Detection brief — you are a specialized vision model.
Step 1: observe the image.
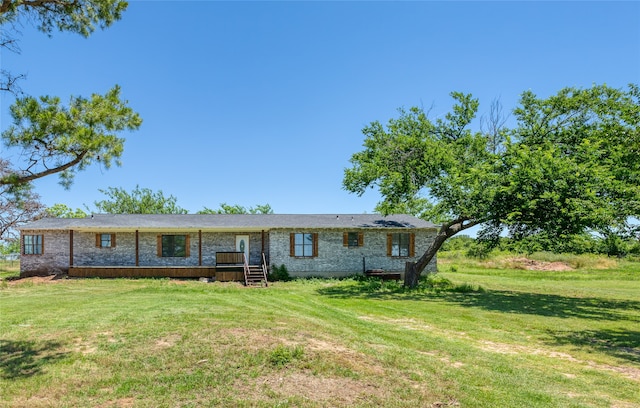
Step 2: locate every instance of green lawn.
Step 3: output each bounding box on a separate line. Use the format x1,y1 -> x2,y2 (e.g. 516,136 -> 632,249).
1,259 -> 639,407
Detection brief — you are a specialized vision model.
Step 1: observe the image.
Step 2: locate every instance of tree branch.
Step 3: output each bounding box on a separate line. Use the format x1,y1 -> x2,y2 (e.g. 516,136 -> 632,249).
0,149 -> 88,185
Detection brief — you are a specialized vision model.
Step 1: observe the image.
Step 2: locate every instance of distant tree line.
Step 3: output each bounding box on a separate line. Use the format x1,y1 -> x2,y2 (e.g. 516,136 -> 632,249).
441,234 -> 640,259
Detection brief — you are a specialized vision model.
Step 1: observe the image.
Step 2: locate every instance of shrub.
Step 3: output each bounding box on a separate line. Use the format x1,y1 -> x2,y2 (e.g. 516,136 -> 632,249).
268,264 -> 291,282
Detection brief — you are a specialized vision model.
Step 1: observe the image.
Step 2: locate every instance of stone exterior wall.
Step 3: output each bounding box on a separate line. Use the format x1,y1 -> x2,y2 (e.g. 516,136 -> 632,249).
20,230 -> 71,276
20,228 -> 436,278
268,229 -> 437,278
73,231 -> 266,266
20,230 -> 269,275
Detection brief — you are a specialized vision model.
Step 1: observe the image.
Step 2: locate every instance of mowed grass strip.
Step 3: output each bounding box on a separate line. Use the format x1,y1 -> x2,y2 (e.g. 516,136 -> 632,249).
1,263 -> 639,407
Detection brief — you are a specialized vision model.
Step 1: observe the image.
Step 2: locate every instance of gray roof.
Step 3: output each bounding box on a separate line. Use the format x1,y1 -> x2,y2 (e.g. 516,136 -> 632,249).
19,214 -> 438,232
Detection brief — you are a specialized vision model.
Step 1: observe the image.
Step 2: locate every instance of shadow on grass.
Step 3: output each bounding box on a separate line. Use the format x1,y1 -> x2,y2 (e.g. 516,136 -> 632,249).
0,339 -> 68,379
316,282 -> 640,322
546,329 -> 640,364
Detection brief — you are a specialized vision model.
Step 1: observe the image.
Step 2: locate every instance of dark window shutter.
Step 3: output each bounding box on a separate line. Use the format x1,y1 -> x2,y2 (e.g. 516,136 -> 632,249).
312,233 -> 319,257
409,233 -> 415,257
157,235 -> 162,257
95,234 -> 100,247
358,232 -> 364,247
343,232 -> 348,247
41,235 -> 44,254
290,233 -> 295,257
185,235 -> 190,257
111,233 -> 116,248
387,234 -> 392,257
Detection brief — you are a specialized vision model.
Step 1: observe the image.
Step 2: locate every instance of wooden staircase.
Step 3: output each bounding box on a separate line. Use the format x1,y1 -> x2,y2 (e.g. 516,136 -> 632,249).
243,253 -> 269,287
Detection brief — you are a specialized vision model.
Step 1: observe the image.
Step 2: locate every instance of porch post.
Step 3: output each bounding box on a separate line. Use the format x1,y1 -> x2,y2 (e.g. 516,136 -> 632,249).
135,230 -> 139,266
69,230 -> 74,267
198,230 -> 202,266
261,229 -> 267,265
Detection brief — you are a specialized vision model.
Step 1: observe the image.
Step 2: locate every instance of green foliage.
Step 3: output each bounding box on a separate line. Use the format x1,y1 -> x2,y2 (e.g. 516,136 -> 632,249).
268,345 -> 304,368
439,235 -> 475,251
0,240 -> 19,255
268,264 -> 291,282
486,84 -> 640,243
198,203 -> 274,214
0,0 -> 128,38
0,0 -> 138,240
1,86 -> 142,188
93,185 -> 187,214
45,203 -> 87,218
344,84 -> 640,283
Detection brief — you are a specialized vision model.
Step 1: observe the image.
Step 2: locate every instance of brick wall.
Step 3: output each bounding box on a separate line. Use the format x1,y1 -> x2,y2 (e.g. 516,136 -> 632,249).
21,228 -> 436,277
268,229 -> 437,278
20,230 -> 70,276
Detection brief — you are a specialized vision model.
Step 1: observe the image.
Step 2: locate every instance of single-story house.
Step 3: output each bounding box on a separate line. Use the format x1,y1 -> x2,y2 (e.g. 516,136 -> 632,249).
18,214 -> 438,282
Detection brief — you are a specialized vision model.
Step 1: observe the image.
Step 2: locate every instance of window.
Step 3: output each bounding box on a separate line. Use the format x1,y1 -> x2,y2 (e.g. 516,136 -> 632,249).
343,232 -> 364,248
23,235 -> 43,255
96,233 -> 116,248
387,233 -> 415,257
158,235 -> 190,257
289,233 -> 318,257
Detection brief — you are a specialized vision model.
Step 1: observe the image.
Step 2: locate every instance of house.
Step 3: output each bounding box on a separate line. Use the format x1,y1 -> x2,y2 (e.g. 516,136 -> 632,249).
18,214 -> 439,282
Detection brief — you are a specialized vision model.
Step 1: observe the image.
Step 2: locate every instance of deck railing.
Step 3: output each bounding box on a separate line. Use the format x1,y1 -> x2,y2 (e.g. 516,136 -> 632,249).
216,251 -> 244,265
261,252 -> 269,287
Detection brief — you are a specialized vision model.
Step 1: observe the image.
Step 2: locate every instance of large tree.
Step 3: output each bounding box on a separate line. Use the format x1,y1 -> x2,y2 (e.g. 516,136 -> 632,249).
0,0 -> 139,237
344,84 -> 640,287
93,185 -> 187,214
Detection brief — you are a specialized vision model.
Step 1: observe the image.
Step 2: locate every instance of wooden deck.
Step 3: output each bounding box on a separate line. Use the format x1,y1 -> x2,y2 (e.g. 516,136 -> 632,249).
68,266 -> 244,281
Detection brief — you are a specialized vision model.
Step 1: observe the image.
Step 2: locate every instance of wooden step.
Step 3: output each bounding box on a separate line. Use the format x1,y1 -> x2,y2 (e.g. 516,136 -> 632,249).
245,265 -> 268,286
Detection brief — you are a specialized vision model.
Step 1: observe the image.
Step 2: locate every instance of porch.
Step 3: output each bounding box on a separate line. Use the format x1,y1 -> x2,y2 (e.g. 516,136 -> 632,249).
68,265 -> 244,280
68,251 -> 268,285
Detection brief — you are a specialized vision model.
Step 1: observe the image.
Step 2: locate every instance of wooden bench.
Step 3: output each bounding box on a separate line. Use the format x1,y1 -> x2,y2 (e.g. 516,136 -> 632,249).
365,269 -> 401,281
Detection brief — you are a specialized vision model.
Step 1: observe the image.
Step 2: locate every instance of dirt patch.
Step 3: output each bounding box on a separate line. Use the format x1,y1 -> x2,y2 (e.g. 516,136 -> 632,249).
479,340 -> 640,381
153,334 -> 182,350
239,372 -> 386,405
504,257 -> 574,271
221,328 -> 387,377
5,274 -> 67,285
96,397 -> 135,408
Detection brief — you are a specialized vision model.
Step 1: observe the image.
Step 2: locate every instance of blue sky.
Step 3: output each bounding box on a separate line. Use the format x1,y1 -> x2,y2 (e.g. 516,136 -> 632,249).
1,1 -> 639,216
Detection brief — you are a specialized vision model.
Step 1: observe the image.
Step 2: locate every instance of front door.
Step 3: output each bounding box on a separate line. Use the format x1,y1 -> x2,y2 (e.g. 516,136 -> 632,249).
236,235 -> 250,264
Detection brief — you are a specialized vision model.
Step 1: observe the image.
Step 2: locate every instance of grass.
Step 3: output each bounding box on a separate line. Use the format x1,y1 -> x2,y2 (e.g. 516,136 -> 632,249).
0,260 -> 19,280
0,257 -> 639,407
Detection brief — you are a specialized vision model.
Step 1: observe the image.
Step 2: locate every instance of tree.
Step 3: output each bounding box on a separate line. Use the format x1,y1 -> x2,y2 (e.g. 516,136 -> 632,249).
198,203 -> 274,214
0,158 -> 45,241
344,84 -> 640,287
93,185 -> 187,214
1,86 -> 142,188
0,161 -> 45,240
0,0 -> 139,238
45,203 -> 87,218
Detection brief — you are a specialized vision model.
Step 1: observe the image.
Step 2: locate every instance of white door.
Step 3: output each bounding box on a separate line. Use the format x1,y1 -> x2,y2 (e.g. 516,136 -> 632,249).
236,235 -> 250,264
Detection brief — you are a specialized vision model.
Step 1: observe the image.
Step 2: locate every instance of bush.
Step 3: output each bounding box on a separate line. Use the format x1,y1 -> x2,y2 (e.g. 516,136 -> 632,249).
268,264 -> 291,282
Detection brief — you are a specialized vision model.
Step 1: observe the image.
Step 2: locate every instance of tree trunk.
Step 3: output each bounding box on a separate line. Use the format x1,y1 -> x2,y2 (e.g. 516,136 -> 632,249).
404,262 -> 419,287
404,217 -> 482,288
